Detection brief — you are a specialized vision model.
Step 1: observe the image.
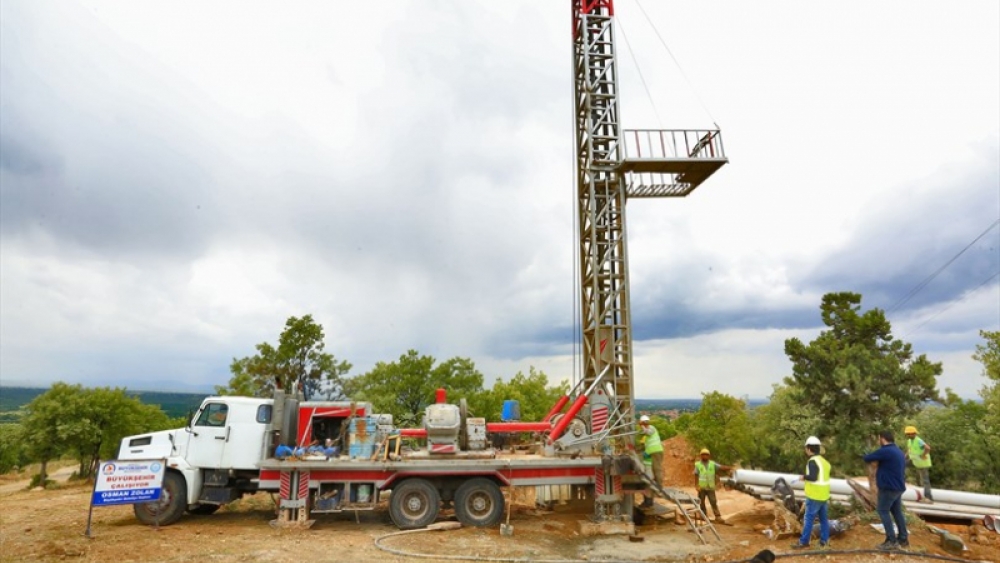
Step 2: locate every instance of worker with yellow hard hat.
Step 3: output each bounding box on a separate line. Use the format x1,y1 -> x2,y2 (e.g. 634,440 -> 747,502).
694,447 -> 734,523
903,425 -> 933,503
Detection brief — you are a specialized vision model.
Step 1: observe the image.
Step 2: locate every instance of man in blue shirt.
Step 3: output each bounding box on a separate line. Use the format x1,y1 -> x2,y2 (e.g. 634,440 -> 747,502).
863,431 -> 909,550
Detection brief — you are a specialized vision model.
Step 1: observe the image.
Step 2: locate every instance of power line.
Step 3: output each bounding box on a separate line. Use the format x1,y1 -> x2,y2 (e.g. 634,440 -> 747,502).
887,218 -> 1000,314
615,16 -> 664,129
901,270 -> 1000,338
631,0 -> 719,128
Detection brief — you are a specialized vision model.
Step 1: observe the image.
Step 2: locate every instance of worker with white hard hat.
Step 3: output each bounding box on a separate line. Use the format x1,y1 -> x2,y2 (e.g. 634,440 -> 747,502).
791,436 -> 831,550
903,425 -> 933,503
637,415 -> 664,507
694,447 -> 734,523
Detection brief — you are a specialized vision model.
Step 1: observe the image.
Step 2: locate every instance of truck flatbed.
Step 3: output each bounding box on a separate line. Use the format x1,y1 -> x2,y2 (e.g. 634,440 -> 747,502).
259,452 -> 603,490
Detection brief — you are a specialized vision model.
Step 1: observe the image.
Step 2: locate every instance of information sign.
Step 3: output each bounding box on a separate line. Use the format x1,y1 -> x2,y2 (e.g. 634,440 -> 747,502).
91,460 -> 166,506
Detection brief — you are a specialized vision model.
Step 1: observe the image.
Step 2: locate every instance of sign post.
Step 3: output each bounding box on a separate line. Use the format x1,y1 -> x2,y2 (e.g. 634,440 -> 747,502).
85,459 -> 166,538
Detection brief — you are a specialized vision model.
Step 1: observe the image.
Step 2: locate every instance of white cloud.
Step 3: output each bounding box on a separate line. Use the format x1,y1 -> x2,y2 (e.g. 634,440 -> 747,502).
1,0 -> 997,399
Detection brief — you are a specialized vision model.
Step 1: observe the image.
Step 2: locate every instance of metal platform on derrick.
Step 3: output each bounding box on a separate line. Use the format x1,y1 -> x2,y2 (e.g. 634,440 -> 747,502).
619,129 -> 728,197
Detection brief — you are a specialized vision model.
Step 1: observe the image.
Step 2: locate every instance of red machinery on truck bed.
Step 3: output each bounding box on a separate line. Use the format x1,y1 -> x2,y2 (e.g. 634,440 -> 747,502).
119,387 -> 609,529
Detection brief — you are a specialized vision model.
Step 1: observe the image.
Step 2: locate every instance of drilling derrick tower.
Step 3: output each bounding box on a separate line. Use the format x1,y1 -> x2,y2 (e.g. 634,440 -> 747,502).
565,0 -> 728,523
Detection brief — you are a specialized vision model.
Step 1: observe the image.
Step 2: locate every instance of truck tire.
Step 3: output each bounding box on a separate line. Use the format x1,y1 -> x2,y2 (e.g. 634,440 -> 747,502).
389,479 -> 440,529
454,478 -> 504,527
186,504 -> 220,515
134,471 -> 186,526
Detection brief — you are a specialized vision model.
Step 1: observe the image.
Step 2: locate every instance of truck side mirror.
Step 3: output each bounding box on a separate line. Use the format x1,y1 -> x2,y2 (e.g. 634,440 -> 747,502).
186,408 -> 198,435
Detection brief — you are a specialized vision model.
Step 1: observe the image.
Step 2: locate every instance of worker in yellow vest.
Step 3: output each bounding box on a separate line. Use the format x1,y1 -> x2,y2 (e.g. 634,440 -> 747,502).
904,425 -> 933,503
791,436 -> 831,549
639,415 -> 664,507
693,448 -> 733,523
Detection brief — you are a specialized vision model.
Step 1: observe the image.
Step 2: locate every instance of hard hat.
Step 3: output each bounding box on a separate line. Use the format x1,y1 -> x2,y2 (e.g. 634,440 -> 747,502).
639,415 -> 650,422
700,448 -> 711,455
805,436 -> 821,446
904,426 -> 917,434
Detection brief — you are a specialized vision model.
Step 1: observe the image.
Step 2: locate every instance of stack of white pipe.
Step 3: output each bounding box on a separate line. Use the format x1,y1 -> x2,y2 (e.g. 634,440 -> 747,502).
730,469 -> 1000,520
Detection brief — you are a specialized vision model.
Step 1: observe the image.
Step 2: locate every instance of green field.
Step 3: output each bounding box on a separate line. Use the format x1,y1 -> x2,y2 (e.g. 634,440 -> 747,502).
0,386 -> 207,423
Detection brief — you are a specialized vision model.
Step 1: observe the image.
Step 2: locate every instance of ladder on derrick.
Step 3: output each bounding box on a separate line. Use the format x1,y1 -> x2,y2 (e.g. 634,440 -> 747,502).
629,455 -> 723,544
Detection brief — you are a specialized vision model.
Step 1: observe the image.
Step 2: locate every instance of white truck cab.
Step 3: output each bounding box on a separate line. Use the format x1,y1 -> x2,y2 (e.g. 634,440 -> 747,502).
118,396 -> 276,524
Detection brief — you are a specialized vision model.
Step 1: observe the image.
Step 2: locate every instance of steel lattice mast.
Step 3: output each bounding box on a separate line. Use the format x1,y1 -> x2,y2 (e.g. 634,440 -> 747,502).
567,0 -> 727,454
572,0 -> 635,429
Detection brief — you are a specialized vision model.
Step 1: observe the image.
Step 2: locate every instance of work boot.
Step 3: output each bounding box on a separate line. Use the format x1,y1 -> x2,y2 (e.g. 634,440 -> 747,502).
877,541 -> 899,551
789,542 -> 809,550
898,539 -> 910,549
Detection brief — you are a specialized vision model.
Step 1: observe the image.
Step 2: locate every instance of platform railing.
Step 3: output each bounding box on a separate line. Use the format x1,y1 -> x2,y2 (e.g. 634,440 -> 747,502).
622,129 -> 725,161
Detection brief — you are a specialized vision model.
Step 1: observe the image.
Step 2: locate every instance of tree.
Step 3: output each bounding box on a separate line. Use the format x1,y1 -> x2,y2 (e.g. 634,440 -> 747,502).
974,330 -> 1000,439
784,292 -> 941,474
468,367 -> 569,422
349,350 -> 485,427
746,384 -> 823,473
912,391 -> 1000,493
682,392 -> 752,465
0,424 -> 29,474
970,329 -> 1000,492
20,384 -> 179,482
216,315 -> 352,399
67,388 -> 175,478
19,382 -> 83,484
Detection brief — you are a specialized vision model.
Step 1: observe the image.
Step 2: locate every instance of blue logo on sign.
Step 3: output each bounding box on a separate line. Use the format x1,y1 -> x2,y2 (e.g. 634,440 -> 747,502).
150,462 -> 162,473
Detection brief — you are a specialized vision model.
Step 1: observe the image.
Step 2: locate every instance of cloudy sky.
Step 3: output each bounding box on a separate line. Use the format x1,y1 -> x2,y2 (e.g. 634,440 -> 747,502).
2,1 -> 998,400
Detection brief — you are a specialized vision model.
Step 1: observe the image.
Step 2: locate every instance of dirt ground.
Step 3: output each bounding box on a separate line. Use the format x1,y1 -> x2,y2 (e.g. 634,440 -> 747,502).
0,444 -> 996,563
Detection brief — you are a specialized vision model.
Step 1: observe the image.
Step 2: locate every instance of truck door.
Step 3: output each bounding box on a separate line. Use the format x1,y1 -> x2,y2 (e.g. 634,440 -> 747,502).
186,402 -> 230,469
220,403 -> 272,470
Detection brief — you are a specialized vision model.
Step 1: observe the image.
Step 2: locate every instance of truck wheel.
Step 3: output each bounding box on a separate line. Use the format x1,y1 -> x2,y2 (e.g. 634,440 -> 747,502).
455,478 -> 504,527
389,479 -> 440,529
134,471 -> 186,526
186,504 -> 220,515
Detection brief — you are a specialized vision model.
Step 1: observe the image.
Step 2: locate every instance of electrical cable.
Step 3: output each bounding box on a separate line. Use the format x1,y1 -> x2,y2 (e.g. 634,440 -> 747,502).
630,0 -> 720,128
615,16 -> 664,129
888,219 -> 1000,314
902,270 -> 1000,338
372,524 -> 975,563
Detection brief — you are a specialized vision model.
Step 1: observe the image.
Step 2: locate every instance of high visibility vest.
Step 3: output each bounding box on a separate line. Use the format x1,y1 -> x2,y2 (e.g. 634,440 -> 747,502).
644,427 -> 663,454
695,461 -> 717,490
907,438 -> 932,468
804,455 -> 831,502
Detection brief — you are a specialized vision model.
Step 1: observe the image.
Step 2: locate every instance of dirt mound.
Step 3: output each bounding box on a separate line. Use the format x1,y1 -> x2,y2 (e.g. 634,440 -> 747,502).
661,434 -> 698,487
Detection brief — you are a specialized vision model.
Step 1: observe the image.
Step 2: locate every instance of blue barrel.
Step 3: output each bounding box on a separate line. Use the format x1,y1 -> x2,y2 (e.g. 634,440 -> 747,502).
501,400 -> 521,422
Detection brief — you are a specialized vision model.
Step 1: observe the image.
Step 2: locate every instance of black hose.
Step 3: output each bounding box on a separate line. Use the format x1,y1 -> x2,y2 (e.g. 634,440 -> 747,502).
723,549 -> 975,563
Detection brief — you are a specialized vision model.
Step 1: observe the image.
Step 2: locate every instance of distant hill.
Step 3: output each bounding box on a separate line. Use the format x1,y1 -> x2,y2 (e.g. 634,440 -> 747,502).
635,398 -> 768,413
0,386 -> 207,423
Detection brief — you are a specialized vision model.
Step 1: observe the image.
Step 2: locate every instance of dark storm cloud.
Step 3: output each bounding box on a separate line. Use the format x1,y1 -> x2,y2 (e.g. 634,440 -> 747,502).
509,141 -> 1000,354
798,143 -> 999,316
0,1 -> 223,259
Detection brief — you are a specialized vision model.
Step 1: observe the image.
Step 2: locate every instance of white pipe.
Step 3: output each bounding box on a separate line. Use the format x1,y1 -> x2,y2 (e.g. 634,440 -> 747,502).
732,469 -> 1000,510
735,483 -> 1000,519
